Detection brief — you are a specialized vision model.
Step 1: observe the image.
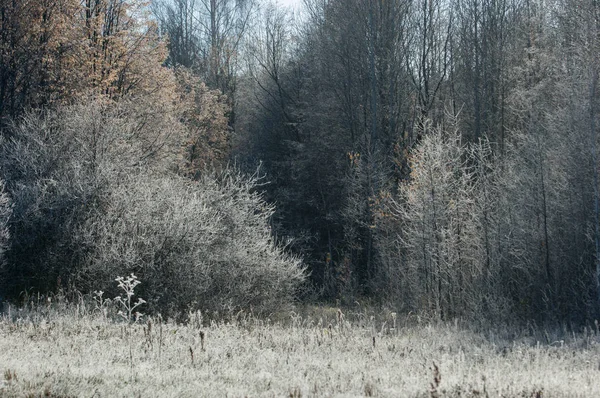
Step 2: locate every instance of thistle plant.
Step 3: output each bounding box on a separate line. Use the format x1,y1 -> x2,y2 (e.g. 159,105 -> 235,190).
114,274 -> 146,323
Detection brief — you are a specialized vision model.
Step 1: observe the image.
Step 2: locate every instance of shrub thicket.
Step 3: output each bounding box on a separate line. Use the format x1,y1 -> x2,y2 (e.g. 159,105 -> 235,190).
0,101 -> 305,315
379,117 -> 596,323
0,99 -> 179,294
75,170 -> 305,315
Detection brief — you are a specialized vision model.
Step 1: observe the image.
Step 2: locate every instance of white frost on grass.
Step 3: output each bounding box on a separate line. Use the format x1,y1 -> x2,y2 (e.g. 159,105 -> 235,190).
0,310 -> 599,397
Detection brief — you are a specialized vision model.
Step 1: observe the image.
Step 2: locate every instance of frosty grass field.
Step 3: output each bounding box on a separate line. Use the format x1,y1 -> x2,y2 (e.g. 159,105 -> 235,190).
0,303 -> 599,397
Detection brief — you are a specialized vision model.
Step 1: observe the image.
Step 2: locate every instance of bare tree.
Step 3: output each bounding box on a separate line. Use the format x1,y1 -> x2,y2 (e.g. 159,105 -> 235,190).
155,0 -> 257,125
390,120 -> 487,319
154,0 -> 202,68
407,0 -> 452,127
0,179 -> 10,268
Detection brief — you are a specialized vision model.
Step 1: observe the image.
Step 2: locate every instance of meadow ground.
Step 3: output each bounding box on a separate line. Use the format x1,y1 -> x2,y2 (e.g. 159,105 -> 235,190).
0,304 -> 599,397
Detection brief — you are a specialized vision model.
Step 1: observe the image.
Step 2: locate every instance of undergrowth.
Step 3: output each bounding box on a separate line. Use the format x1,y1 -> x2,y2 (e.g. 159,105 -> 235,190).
0,293 -> 599,397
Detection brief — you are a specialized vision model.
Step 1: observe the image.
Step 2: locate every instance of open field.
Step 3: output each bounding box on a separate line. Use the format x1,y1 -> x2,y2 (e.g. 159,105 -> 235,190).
0,306 -> 599,397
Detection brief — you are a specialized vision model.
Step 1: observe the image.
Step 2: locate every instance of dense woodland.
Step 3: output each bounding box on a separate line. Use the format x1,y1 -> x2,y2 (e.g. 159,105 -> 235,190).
0,0 -> 599,324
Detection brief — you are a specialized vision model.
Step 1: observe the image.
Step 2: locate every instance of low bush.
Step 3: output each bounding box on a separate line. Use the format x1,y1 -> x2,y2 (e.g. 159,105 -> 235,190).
75,169 -> 306,316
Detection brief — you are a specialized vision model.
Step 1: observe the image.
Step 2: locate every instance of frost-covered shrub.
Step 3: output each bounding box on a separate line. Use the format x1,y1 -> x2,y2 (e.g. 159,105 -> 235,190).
0,100 -> 182,295
384,122 -> 495,320
0,101 -> 305,314
0,111 -> 96,294
75,170 -> 306,316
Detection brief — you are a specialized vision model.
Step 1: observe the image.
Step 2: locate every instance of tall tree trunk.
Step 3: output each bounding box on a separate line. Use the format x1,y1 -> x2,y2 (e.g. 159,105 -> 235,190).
590,66 -> 600,316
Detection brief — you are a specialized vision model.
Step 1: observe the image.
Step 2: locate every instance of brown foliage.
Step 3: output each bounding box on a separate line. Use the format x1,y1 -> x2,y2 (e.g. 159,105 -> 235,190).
0,0 -> 175,119
80,0 -> 172,100
0,0 -> 230,174
174,68 -> 231,177
0,0 -> 82,117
